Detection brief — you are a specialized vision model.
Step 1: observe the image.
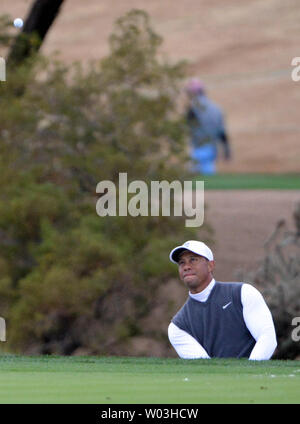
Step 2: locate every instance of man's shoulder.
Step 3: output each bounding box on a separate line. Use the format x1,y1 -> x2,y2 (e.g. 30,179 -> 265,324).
175,296 -> 193,313
214,281 -> 244,302
219,281 -> 263,297
215,281 -> 244,289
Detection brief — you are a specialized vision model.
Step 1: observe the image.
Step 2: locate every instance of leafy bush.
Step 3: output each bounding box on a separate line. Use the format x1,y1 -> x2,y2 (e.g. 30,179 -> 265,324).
0,10 -> 208,355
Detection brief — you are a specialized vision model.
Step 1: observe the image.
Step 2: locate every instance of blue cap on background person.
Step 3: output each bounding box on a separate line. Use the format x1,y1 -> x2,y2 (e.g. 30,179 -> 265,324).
169,240 -> 214,264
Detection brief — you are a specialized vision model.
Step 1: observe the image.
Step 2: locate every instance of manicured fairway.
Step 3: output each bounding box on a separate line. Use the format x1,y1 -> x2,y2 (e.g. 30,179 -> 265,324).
194,174 -> 300,190
0,355 -> 299,404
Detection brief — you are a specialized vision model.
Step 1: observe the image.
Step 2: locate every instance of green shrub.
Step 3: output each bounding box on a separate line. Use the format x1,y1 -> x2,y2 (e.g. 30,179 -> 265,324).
0,10 -> 209,355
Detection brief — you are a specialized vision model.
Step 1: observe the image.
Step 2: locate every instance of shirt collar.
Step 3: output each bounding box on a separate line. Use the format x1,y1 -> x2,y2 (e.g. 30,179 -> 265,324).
189,278 -> 216,302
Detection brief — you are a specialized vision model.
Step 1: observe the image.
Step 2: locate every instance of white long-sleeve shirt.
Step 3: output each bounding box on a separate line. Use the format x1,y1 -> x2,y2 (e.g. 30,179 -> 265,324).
168,279 -> 277,360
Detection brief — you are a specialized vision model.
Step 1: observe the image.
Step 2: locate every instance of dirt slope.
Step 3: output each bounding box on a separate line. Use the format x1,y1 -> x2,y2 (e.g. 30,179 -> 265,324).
2,0 -> 300,173
204,190 -> 300,281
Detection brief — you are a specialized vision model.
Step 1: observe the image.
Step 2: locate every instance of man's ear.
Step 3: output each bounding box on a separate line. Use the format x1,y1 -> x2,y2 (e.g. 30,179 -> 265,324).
208,260 -> 215,273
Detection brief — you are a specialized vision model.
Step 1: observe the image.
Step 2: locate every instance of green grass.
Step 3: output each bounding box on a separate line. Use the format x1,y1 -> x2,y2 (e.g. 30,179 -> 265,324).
0,355 -> 299,404
193,174 -> 300,190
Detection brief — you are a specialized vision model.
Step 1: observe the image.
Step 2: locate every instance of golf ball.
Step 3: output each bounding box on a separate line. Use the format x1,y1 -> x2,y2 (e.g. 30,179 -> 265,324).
13,18 -> 23,28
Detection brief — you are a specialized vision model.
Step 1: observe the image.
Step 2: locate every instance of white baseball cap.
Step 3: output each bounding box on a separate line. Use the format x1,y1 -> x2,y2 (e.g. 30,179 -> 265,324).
169,240 -> 214,264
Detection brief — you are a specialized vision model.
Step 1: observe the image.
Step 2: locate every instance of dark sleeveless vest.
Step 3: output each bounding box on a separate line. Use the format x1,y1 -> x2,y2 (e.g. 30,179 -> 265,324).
172,281 -> 256,358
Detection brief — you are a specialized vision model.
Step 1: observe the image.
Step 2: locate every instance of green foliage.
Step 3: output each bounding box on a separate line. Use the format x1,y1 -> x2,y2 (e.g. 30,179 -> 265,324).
0,10 -> 207,355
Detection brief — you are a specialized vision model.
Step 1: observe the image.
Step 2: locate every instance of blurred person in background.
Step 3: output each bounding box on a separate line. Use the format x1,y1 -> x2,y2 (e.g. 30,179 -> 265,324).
185,78 -> 231,175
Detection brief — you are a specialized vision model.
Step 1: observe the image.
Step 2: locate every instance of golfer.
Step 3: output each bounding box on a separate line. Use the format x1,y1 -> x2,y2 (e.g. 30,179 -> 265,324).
168,240 -> 277,359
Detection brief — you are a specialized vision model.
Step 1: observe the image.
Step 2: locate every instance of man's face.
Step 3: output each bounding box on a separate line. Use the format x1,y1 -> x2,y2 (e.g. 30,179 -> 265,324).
178,251 -> 214,294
